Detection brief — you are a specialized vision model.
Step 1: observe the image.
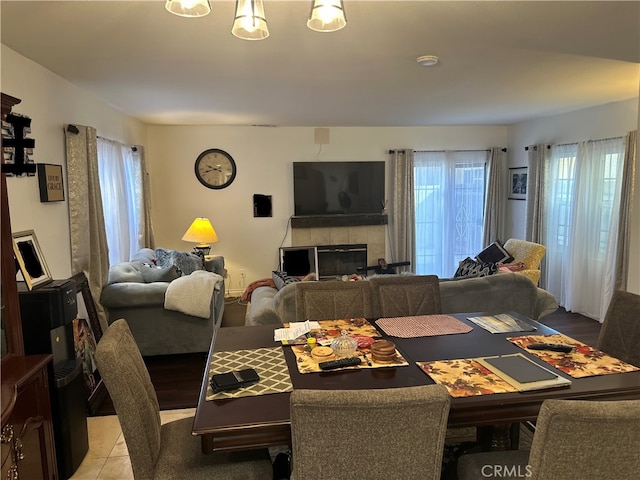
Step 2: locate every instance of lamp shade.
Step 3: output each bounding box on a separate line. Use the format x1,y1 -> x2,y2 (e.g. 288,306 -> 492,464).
307,0 -> 347,32
232,0 -> 269,40
165,0 -> 211,18
182,217 -> 219,246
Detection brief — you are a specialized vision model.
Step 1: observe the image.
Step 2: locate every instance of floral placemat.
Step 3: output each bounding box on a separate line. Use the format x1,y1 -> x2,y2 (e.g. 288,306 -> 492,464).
282,318 -> 381,345
206,347 -> 293,400
507,334 -> 640,378
376,315 -> 473,338
291,344 -> 409,374
417,359 -> 517,397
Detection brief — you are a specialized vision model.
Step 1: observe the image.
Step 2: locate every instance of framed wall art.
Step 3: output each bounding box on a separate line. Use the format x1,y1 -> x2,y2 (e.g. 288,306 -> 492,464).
37,163 -> 65,202
508,167 -> 528,200
12,229 -> 52,290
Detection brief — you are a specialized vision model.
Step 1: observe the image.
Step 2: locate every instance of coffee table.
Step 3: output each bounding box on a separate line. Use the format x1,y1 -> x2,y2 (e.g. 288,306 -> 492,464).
192,314 -> 640,453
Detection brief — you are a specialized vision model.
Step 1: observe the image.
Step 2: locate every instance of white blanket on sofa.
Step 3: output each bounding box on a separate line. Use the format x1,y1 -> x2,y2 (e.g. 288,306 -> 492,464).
164,270 -> 223,319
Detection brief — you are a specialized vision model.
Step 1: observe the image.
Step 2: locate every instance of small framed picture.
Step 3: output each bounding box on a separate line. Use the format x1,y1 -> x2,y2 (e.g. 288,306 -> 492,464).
12,229 -> 52,290
509,167 -> 528,200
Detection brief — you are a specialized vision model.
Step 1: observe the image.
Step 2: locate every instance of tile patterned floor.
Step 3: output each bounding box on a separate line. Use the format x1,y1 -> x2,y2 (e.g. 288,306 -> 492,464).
70,408 -> 195,479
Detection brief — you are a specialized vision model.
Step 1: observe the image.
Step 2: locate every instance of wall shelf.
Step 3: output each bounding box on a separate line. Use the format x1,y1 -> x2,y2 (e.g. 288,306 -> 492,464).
291,214 -> 388,229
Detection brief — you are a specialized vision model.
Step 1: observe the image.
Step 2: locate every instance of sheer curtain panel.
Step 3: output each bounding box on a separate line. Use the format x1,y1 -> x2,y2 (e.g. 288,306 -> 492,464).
97,138 -> 150,265
414,150 -> 488,278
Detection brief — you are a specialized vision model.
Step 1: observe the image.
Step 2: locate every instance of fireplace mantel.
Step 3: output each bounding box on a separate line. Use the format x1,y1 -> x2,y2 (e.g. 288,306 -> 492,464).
291,214 -> 388,229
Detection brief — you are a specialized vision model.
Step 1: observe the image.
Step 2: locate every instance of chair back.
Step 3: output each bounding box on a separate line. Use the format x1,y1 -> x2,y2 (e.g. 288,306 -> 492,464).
295,280 -> 373,320
290,385 -> 450,480
503,238 -> 546,270
597,290 -> 640,367
95,318 -> 162,479
369,274 -> 441,318
527,399 -> 640,480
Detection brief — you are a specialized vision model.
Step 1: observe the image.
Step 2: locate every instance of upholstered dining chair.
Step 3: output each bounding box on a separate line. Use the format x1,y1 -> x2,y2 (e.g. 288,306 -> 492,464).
597,289 -> 640,367
94,318 -> 273,480
289,385 -> 451,480
457,398 -> 640,480
295,280 -> 374,321
369,274 -> 442,318
502,238 -> 546,285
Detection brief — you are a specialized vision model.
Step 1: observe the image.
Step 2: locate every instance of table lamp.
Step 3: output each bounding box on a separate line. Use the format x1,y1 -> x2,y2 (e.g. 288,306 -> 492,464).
182,217 -> 218,256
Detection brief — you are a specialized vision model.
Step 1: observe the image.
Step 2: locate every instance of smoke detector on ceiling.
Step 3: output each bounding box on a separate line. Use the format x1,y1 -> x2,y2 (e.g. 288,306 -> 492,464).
417,55 -> 439,67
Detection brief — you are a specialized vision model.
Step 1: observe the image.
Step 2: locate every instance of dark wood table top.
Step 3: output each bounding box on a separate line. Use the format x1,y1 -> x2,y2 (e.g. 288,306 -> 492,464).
192,314 -> 640,452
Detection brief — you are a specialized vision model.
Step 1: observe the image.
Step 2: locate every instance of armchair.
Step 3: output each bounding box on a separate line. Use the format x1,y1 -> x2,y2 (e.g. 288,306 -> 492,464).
503,238 -> 546,285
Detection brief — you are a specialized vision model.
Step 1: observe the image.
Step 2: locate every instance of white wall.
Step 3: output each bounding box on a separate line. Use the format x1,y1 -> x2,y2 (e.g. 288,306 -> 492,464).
146,126 -> 508,294
1,46 -> 147,279
507,97 -> 640,293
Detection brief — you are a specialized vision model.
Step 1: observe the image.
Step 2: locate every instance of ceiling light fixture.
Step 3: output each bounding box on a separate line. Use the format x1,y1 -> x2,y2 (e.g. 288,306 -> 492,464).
165,0 -> 211,18
417,55 -> 439,67
307,0 -> 347,32
232,0 -> 270,40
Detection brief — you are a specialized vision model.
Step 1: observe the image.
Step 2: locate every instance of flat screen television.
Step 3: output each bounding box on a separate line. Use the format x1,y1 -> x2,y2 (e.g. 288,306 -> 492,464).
293,161 -> 385,216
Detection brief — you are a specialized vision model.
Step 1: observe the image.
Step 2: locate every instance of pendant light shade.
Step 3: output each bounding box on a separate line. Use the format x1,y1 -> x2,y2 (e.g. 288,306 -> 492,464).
232,0 -> 269,40
165,0 -> 211,18
307,0 -> 347,32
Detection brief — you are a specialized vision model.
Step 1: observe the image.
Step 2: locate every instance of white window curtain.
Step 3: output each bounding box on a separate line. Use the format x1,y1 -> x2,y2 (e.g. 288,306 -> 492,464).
544,137 -> 626,321
97,137 -> 145,265
414,150 -> 488,278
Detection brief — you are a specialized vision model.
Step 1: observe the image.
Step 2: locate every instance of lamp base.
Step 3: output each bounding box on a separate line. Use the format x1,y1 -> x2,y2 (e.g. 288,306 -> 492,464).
192,245 -> 211,258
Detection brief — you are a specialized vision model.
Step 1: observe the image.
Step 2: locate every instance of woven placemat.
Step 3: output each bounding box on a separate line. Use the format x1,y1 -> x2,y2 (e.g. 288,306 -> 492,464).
206,346 -> 293,400
376,315 -> 473,338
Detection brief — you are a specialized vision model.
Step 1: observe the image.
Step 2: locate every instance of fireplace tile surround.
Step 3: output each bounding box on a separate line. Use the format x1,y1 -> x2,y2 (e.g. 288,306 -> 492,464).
291,225 -> 386,272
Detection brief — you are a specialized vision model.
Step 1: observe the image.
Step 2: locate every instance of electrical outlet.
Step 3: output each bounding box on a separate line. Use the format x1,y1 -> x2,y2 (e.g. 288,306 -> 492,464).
239,269 -> 246,279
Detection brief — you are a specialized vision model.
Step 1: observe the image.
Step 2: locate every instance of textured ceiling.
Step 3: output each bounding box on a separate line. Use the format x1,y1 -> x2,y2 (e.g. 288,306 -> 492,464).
2,0 -> 639,126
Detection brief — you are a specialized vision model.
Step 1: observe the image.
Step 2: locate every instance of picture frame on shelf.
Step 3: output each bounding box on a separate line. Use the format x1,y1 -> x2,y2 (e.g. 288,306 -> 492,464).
12,229 -> 52,290
508,167 -> 528,200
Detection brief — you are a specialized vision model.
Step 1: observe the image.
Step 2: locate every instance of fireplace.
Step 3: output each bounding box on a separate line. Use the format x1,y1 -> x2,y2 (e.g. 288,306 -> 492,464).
316,244 -> 367,280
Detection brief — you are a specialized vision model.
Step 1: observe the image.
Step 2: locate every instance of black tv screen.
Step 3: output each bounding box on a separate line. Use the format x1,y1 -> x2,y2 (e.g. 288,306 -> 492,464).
293,161 -> 385,216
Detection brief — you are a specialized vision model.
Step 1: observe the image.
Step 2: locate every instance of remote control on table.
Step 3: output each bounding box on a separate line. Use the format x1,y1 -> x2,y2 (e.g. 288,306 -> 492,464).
319,357 -> 362,370
526,343 -> 573,353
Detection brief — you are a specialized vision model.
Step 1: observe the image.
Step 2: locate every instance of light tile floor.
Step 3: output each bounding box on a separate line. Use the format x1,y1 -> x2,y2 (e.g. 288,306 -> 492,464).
70,408 -> 196,480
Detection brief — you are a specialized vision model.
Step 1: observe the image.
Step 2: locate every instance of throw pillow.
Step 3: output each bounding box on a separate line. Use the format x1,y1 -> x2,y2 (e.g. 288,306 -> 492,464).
107,261 -> 145,284
475,241 -> 514,264
272,270 -> 301,291
140,264 -> 181,283
155,248 -> 203,275
454,257 -> 499,279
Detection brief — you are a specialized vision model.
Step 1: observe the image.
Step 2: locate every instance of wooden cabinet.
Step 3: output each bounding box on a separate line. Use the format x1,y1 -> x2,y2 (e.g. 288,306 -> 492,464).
2,93 -> 58,478
1,355 -> 57,480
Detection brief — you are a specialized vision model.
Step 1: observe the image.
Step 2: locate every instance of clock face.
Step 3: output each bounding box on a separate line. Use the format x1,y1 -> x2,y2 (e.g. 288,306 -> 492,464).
194,149 -> 236,189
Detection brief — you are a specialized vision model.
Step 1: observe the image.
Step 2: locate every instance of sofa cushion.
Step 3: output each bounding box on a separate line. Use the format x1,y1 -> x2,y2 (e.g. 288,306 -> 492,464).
140,264 -> 181,283
155,248 -> 203,275
107,261 -> 144,284
454,257 -> 498,279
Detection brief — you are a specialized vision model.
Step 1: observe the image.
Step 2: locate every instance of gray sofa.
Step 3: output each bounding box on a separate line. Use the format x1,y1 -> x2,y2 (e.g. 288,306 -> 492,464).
245,272 -> 558,326
100,248 -> 226,356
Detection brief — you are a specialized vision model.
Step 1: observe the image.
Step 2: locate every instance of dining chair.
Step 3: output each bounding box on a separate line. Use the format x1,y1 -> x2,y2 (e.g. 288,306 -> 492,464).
295,280 -> 374,320
369,274 -> 441,318
94,318 -> 273,480
289,385 -> 450,480
457,398 -> 640,480
597,289 -> 640,367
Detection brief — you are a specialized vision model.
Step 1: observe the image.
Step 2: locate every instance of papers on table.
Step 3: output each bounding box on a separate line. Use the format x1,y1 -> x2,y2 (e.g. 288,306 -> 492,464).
273,320 -> 321,342
467,313 -> 537,334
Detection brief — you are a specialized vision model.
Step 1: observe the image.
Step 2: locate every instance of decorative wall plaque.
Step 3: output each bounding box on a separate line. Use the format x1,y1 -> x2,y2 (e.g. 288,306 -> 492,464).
37,163 -> 65,202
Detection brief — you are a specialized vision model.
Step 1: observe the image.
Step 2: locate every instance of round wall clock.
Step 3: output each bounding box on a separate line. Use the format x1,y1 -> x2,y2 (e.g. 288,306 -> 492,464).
194,148 -> 237,189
